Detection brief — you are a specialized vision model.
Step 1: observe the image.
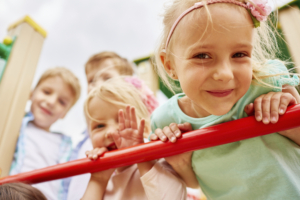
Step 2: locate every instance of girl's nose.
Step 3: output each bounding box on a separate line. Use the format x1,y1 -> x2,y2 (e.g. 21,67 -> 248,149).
212,62 -> 234,82
105,123 -> 118,138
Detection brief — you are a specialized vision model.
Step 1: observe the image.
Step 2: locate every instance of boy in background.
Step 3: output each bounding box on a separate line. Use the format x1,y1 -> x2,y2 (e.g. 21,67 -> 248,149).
67,51 -> 134,200
10,67 -> 81,200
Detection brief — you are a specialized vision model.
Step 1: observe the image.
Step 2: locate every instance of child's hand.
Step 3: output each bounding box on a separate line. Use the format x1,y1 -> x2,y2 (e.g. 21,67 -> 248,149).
244,92 -> 297,124
150,122 -> 192,143
110,106 -> 145,149
86,147 -> 109,160
85,147 -> 115,182
150,123 -> 198,188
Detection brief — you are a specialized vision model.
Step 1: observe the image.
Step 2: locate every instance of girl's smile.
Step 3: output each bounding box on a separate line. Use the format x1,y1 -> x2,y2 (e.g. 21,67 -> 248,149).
206,89 -> 234,97
39,106 -> 53,116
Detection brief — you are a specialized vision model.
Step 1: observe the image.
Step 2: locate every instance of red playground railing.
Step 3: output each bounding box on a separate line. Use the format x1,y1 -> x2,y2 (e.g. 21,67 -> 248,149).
1,104 -> 300,185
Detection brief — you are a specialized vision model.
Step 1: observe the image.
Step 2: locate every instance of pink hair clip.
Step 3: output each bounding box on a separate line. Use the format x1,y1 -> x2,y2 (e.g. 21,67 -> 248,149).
246,0 -> 271,22
124,77 -> 159,115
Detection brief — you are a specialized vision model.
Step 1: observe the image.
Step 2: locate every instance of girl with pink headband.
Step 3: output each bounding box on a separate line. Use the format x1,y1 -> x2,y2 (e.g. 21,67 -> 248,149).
81,76 -> 187,200
150,0 -> 300,199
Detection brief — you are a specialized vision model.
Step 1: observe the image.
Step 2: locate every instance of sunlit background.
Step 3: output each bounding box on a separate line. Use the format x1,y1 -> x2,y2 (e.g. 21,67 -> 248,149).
0,0 -> 291,145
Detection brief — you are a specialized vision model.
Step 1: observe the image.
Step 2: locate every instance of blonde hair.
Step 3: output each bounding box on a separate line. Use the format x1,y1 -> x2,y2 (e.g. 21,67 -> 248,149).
36,67 -> 81,106
85,51 -> 134,76
154,0 -> 298,92
84,76 -> 151,137
0,182 -> 47,200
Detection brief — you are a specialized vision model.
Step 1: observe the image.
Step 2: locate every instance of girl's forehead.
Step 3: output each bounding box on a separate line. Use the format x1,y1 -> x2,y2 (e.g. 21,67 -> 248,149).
88,97 -> 124,119
171,3 -> 253,49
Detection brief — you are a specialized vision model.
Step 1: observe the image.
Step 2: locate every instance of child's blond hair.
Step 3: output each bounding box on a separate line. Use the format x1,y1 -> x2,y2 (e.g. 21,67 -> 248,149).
85,51 -> 134,76
154,0 -> 298,92
84,76 -> 159,137
36,67 -> 81,106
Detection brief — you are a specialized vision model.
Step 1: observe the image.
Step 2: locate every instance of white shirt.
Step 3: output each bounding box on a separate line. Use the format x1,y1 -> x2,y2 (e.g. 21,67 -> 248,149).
20,122 -> 63,200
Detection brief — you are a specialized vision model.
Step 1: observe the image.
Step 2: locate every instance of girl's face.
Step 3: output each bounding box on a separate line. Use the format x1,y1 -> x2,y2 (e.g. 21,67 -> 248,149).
87,97 -> 123,150
164,4 -> 254,117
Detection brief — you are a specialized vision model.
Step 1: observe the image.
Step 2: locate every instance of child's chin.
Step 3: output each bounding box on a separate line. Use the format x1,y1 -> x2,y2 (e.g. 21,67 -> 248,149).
210,107 -> 232,116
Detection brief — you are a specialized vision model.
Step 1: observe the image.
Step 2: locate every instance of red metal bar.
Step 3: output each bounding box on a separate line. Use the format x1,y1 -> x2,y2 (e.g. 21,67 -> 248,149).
1,104 -> 300,185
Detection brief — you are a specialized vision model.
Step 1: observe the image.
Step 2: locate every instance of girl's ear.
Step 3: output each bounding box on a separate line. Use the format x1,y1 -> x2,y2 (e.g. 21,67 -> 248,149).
160,51 -> 178,80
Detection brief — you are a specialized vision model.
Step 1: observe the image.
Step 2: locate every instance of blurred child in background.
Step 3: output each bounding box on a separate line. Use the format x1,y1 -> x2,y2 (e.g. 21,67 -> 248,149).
81,76 -> 187,200
67,51 -> 135,199
10,67 -> 81,200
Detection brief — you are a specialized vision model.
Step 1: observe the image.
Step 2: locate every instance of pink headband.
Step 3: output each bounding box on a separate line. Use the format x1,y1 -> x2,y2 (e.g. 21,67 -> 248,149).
124,77 -> 159,115
164,0 -> 271,50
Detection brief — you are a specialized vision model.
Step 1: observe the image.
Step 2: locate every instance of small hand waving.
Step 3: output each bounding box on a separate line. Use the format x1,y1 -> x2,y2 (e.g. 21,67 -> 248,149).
110,106 -> 145,149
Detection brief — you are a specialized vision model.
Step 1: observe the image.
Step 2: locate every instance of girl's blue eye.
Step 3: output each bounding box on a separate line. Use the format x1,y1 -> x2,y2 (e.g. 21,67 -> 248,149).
196,53 -> 210,59
233,53 -> 246,58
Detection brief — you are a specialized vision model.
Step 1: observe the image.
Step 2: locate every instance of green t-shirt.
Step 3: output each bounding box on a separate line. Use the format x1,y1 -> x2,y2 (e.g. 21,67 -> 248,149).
150,60 -> 300,199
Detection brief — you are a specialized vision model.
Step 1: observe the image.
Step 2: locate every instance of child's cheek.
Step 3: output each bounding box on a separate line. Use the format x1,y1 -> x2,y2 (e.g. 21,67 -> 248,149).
91,133 -> 104,148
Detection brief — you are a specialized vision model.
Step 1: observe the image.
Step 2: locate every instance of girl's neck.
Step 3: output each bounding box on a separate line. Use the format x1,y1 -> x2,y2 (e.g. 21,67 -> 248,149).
178,96 -> 211,118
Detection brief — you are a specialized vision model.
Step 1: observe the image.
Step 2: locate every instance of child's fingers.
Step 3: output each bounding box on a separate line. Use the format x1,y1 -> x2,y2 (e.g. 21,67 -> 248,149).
244,103 -> 254,116
150,134 -> 158,141
130,106 -> 138,130
118,110 -> 125,131
138,119 -> 145,137
96,147 -> 108,158
253,96 -> 263,122
163,126 -> 177,143
178,122 -> 193,132
270,93 -> 281,124
279,93 -> 297,115
124,106 -> 131,129
86,148 -> 105,160
169,123 -> 181,138
154,128 -> 167,142
261,94 -> 271,124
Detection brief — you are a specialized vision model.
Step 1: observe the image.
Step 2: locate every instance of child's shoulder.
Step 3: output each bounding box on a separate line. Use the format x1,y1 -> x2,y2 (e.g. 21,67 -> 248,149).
150,93 -> 185,131
151,94 -> 180,120
254,59 -> 299,91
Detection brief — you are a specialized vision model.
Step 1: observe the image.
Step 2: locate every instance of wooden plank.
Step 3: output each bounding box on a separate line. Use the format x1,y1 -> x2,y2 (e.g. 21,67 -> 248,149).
279,6 -> 300,73
0,23 -> 34,142
136,60 -> 159,95
0,22 -> 45,176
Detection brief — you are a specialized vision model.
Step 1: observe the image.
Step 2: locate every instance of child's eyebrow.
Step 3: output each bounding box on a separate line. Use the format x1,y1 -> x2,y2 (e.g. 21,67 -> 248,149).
233,43 -> 253,49
90,119 -> 107,124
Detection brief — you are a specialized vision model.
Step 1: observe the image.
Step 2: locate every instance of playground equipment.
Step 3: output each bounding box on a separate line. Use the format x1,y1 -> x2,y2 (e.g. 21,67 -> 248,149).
0,0 -> 299,190
278,1 -> 300,73
0,16 -> 46,177
0,104 -> 299,185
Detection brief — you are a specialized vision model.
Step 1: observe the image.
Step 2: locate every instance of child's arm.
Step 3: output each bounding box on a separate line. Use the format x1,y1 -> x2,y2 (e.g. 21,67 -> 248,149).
81,147 -> 115,200
111,106 -> 188,199
278,86 -> 300,145
244,86 -> 300,145
150,123 -> 200,189
110,106 -> 157,174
